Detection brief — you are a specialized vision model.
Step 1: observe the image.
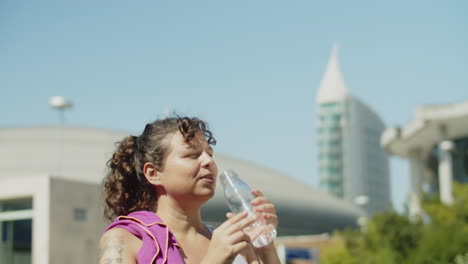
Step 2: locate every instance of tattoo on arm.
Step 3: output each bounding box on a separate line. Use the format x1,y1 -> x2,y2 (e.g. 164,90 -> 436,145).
99,235 -> 125,263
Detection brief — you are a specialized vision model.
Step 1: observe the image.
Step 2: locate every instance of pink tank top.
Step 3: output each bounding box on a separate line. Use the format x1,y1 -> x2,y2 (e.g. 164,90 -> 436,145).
104,210 -> 185,264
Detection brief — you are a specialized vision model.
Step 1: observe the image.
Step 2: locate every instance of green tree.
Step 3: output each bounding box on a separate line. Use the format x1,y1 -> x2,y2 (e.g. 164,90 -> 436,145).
320,182 -> 468,264
406,183 -> 468,264
320,234 -> 357,264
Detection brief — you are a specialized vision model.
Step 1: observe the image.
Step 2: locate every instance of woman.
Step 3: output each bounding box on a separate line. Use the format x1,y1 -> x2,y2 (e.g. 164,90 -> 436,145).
99,116 -> 280,264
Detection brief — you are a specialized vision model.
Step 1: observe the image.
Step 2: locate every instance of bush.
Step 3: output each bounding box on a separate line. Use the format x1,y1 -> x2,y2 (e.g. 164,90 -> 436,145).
321,182 -> 468,264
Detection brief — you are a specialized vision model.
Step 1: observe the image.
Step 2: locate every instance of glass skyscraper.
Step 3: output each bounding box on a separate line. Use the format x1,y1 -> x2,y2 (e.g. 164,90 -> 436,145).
316,45 -> 391,215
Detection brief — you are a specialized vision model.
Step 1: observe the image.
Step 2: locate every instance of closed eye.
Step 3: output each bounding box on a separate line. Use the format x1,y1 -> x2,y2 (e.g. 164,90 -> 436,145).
187,152 -> 202,159
207,147 -> 214,157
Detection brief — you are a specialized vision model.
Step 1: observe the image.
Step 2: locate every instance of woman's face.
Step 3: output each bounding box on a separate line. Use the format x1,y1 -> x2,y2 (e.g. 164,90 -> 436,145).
157,131 -> 218,203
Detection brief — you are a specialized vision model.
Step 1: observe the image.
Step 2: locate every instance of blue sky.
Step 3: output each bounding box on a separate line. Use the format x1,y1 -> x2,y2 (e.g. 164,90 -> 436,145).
1,0 -> 467,212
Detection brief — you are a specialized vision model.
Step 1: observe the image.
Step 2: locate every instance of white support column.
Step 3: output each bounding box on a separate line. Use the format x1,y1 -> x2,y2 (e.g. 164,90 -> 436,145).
409,151 -> 423,220
438,140 -> 454,205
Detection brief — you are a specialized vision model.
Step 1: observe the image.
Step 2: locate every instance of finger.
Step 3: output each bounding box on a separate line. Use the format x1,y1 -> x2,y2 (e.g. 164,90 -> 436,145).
226,212 -> 234,219
228,230 -> 252,244
226,213 -> 257,234
231,240 -> 250,255
224,210 -> 248,225
261,213 -> 279,229
228,213 -> 257,234
253,203 -> 276,214
219,211 -> 248,229
251,189 -> 264,197
261,212 -> 278,220
262,213 -> 278,223
251,196 -> 270,206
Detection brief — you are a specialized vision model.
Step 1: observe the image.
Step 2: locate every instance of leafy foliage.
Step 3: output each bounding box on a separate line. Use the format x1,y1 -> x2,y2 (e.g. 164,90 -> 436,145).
320,183 -> 468,264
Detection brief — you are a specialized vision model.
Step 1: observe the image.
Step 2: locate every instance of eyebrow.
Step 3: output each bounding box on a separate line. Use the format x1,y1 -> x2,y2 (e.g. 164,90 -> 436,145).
186,145 -> 213,152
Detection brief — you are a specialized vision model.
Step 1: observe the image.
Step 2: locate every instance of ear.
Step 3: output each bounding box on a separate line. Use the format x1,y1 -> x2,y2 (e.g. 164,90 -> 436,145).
143,162 -> 163,186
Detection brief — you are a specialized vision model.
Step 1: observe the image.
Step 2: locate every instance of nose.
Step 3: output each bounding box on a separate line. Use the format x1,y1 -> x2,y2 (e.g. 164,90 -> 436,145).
200,151 -> 215,168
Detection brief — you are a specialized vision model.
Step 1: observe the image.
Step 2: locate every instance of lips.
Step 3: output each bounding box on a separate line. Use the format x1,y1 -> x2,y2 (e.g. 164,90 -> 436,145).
199,174 -> 214,183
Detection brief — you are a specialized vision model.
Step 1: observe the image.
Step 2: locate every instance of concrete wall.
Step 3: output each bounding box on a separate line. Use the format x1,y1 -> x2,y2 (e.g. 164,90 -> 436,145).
49,178 -> 107,264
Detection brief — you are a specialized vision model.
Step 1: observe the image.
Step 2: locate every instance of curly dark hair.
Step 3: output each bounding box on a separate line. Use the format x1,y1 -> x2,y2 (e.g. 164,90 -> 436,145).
102,116 -> 216,221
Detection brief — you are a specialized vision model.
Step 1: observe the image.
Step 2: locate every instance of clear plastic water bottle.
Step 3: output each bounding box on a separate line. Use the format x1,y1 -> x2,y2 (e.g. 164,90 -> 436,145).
219,169 -> 277,247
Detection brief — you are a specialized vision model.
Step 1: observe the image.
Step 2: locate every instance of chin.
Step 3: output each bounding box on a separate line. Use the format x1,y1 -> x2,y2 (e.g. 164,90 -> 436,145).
198,190 -> 215,202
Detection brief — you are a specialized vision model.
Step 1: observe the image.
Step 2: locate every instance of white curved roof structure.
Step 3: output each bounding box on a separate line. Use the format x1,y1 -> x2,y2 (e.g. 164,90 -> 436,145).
381,100 -> 468,158
0,126 -> 364,235
316,43 -> 349,104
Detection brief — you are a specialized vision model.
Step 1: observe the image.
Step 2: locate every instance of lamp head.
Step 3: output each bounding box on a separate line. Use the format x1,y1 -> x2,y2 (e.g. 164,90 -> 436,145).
49,96 -> 73,110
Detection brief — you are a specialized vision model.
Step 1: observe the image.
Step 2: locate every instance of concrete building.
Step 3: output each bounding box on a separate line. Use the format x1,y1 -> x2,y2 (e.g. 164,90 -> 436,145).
381,99 -> 468,219
0,126 -> 364,264
316,44 -> 391,215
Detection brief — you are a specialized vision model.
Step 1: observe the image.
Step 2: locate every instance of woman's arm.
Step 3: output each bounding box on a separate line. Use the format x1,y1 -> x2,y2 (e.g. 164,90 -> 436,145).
98,228 -> 140,264
202,211 -> 257,264
254,243 -> 281,264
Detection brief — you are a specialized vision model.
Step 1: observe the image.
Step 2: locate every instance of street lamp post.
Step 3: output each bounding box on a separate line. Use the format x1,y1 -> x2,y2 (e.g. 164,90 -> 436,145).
354,195 -> 369,232
49,96 -> 73,124
354,195 -> 369,207
48,96 -> 73,176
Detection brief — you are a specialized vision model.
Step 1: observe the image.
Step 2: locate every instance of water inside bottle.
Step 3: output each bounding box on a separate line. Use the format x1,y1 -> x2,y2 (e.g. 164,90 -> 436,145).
243,217 -> 277,247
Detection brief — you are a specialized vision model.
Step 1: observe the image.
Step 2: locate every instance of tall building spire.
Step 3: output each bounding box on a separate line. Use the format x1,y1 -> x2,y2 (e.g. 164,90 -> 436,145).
316,43 -> 348,103
315,43 -> 391,215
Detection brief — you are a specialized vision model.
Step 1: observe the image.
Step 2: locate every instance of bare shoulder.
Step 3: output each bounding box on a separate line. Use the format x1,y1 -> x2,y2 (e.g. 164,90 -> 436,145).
98,228 -> 142,264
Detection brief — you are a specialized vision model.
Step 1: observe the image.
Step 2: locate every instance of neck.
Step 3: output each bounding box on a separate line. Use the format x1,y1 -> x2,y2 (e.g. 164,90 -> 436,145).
155,195 -> 206,235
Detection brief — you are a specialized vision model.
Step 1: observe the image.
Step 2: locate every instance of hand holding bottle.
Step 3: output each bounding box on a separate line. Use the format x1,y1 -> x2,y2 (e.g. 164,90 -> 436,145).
251,189 -> 278,229
220,169 -> 277,248
202,211 -> 257,263
226,189 -> 278,235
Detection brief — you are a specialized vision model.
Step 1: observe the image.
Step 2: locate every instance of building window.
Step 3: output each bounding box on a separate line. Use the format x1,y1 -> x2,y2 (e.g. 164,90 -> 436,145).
0,198 -> 32,212
0,198 -> 33,264
320,102 -> 342,111
73,208 -> 87,222
321,153 -> 340,160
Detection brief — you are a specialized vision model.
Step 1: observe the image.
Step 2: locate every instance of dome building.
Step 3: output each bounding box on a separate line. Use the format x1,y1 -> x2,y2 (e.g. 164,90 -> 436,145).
0,126 -> 364,264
